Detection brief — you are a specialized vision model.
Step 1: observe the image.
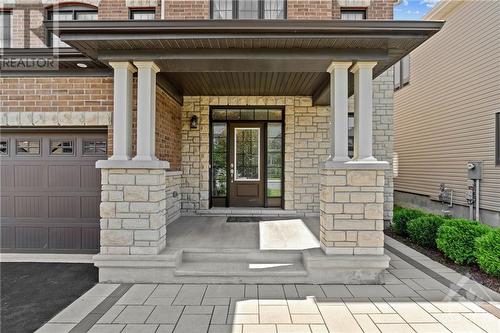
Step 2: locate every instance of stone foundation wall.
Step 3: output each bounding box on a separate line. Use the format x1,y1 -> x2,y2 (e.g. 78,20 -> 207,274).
320,167 -> 386,255
99,168 -> 181,255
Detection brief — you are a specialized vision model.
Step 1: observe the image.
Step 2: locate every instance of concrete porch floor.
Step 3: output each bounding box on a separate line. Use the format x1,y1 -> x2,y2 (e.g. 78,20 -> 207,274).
165,216 -> 321,250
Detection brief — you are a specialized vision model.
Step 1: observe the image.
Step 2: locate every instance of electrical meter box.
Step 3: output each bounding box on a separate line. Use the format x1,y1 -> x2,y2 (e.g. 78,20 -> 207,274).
467,161 -> 483,180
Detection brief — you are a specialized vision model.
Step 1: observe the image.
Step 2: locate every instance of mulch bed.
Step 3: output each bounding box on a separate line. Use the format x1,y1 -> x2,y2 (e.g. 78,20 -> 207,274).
385,229 -> 500,293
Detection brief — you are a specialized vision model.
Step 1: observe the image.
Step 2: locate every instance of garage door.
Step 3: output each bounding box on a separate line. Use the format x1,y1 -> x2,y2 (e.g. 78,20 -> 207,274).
0,130 -> 107,253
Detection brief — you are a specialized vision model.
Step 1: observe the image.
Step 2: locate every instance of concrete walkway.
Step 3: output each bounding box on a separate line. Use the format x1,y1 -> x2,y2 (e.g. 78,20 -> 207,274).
36,239 -> 500,333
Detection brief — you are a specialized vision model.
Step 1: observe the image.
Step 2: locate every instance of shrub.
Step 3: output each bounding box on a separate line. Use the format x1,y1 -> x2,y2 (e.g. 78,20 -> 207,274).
392,208 -> 427,236
407,215 -> 446,248
436,219 -> 491,265
475,229 -> 500,277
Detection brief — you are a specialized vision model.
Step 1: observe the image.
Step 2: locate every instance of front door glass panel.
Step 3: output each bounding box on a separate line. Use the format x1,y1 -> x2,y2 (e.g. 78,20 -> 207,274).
234,128 -> 260,181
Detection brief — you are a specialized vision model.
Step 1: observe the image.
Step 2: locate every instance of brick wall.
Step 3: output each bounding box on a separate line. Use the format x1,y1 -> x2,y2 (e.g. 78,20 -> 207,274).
6,0 -> 397,48
287,0 -> 333,20
98,0 -> 130,20
99,0 -> 162,20
10,5 -> 45,48
165,0 -> 209,19
0,77 -> 113,113
367,0 -> 398,20
156,86 -> 182,170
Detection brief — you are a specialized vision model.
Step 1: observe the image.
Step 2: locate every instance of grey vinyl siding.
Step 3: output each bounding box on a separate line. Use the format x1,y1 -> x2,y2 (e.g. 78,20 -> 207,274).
394,0 -> 500,212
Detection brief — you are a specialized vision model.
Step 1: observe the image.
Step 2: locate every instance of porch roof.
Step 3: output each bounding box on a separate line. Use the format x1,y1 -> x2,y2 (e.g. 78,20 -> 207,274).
48,20 -> 444,105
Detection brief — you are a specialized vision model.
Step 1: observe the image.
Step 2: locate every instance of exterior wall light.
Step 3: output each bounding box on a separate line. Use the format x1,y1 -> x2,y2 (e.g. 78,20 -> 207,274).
190,115 -> 198,129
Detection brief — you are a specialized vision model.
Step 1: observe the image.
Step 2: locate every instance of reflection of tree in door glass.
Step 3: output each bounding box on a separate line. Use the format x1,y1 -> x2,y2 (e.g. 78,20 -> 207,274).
236,129 -> 259,180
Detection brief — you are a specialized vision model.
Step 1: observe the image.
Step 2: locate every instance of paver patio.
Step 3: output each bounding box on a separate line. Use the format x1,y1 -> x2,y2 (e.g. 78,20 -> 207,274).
36,238 -> 500,333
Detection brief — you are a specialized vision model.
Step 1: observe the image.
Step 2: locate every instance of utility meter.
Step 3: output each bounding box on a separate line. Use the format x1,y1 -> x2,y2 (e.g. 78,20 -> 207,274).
467,161 -> 483,180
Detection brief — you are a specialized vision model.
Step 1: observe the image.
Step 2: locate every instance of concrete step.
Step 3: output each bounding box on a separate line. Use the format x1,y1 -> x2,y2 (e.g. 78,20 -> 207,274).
175,249 -> 307,278
175,262 -> 307,277
181,249 -> 303,263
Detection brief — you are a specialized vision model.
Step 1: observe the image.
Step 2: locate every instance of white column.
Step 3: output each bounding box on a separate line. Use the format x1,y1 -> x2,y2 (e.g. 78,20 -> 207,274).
109,62 -> 136,160
326,61 -> 352,165
133,61 -> 160,161
352,62 -> 377,161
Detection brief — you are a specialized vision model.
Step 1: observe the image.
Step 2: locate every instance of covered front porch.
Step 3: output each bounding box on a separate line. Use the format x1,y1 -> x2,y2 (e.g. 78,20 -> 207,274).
51,19 -> 443,283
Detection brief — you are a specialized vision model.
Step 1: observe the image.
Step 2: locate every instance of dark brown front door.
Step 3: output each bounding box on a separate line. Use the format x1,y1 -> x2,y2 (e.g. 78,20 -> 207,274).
229,123 -> 265,207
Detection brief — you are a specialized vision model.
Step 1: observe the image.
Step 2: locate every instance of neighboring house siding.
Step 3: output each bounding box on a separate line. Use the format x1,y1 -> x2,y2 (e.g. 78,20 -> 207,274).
394,1 -> 500,212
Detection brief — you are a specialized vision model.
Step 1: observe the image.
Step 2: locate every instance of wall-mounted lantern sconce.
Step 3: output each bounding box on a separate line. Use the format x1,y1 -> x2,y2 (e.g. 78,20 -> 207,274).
190,115 -> 198,129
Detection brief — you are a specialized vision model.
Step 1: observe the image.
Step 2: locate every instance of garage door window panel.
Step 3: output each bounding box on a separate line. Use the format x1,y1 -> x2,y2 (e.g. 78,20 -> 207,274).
16,139 -> 40,155
0,139 -> 9,156
83,139 -> 107,156
50,140 -> 74,155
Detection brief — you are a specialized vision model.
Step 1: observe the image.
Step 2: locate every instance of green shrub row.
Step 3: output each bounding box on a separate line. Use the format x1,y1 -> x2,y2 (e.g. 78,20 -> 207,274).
392,207 -> 499,277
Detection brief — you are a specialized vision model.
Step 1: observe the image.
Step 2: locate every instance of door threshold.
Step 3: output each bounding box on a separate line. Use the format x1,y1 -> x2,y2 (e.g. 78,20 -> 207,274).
192,207 -> 301,217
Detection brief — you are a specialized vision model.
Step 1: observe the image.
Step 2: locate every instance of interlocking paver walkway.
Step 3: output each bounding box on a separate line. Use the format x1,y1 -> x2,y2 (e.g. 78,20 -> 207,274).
36,239 -> 500,333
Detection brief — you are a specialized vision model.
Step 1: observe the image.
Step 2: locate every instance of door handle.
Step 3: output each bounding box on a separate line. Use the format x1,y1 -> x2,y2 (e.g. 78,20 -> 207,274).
230,167 -> 234,183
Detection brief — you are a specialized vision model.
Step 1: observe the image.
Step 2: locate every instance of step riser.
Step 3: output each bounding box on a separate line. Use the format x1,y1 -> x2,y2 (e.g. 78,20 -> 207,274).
182,251 -> 303,263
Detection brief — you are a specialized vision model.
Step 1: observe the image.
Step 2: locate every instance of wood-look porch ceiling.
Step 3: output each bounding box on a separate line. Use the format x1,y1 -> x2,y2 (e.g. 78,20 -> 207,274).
47,20 -> 444,105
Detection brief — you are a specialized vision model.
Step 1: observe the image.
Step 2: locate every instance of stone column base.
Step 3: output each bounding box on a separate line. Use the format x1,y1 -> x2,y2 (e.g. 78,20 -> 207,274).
96,161 -> 181,257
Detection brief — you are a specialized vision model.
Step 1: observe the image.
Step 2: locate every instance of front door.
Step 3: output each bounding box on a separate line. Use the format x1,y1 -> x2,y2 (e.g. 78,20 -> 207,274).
229,123 -> 265,207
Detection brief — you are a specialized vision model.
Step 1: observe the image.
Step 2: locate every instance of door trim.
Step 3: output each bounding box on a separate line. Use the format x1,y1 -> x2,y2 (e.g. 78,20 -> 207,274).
209,106 -> 285,209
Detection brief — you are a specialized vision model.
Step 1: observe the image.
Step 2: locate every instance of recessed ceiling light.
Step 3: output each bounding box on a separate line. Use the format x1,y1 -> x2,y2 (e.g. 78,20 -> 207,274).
77,63 -> 88,68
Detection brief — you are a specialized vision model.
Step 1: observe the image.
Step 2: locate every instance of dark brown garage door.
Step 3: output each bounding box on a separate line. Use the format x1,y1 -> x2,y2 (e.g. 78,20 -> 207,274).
0,130 -> 107,253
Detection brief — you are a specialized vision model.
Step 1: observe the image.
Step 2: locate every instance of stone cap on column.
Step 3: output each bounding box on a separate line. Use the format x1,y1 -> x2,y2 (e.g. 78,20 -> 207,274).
324,160 -> 389,170
96,159 -> 170,169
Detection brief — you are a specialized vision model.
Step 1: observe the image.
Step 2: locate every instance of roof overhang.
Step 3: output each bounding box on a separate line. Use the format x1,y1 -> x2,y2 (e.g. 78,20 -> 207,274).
0,48 -> 110,76
45,20 -> 444,105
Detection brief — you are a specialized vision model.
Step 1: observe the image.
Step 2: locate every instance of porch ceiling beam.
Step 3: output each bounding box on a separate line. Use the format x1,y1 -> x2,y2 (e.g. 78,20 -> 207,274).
99,48 -> 388,61
98,48 -> 388,73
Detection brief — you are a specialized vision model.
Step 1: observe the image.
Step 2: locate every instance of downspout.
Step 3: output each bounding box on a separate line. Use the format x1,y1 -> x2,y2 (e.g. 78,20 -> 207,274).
161,0 -> 165,19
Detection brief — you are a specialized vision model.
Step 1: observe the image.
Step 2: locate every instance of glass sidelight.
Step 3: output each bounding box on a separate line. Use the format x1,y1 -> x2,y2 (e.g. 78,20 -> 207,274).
267,123 -> 282,198
211,123 -> 228,201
